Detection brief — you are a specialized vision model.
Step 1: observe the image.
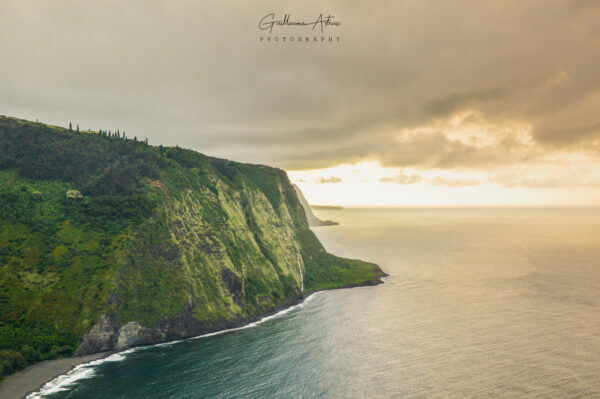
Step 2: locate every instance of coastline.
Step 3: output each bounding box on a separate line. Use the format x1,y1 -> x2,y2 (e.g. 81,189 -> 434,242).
0,352 -> 112,399
1,278 -> 386,399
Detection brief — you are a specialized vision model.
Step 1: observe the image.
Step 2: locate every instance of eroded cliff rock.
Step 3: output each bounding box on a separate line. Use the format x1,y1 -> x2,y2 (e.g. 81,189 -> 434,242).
75,315 -> 119,355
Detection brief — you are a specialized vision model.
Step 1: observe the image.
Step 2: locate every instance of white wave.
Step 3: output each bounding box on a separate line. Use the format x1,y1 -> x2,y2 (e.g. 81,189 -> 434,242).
27,352 -> 128,399
26,367 -> 96,399
189,292 -> 319,340
151,339 -> 184,348
27,293 -> 319,398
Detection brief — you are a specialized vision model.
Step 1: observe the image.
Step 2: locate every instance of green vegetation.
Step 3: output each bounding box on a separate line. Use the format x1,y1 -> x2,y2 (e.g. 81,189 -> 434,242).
0,115 -> 384,380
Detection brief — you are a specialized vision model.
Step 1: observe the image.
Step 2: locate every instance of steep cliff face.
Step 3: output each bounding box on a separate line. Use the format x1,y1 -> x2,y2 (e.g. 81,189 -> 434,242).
0,116 -> 384,373
293,185 -> 338,227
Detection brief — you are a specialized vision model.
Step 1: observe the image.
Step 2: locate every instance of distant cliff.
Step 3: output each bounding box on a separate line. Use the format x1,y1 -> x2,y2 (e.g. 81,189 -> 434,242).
293,185 -> 338,227
311,205 -> 343,211
0,116 -> 384,378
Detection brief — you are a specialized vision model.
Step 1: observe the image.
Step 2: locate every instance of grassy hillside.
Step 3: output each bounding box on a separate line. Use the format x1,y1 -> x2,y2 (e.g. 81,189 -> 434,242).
0,115 -> 384,379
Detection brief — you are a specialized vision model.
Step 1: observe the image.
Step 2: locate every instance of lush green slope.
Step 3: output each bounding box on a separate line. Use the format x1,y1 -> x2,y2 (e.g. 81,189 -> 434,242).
0,115 -> 384,379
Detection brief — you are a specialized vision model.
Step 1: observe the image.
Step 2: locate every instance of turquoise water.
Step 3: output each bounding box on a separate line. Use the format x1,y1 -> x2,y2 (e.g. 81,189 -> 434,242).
31,208 -> 600,398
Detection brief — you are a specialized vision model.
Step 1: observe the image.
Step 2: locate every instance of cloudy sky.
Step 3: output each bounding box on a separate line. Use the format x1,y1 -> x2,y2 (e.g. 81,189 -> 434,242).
2,0 -> 600,205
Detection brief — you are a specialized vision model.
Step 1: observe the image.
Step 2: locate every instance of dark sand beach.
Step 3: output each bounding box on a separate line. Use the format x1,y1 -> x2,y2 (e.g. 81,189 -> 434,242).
0,353 -> 110,399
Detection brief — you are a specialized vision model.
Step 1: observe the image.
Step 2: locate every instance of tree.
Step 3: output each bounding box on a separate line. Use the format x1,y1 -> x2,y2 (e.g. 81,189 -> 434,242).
76,124 -> 79,133
69,122 -> 72,131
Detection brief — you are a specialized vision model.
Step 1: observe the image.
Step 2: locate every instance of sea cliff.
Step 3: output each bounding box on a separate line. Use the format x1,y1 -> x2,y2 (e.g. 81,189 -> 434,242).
0,116 -> 384,379
293,185 -> 338,227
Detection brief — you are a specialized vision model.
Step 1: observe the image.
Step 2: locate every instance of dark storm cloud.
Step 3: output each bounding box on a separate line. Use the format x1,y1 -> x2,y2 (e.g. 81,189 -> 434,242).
534,122 -> 600,145
1,0 -> 599,172
423,87 -> 512,118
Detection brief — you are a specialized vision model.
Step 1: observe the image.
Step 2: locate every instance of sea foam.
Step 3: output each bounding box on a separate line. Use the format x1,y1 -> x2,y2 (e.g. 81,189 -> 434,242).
26,353 -> 127,399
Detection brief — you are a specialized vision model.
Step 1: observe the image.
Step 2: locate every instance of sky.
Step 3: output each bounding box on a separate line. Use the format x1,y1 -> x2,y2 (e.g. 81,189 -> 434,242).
1,0 -> 600,205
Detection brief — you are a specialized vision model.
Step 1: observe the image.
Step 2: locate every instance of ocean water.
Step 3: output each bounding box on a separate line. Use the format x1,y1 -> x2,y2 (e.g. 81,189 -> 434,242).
30,208 -> 600,398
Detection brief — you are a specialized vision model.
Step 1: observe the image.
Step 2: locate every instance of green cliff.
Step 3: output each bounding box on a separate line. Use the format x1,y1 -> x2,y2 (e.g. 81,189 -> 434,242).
0,116 -> 384,379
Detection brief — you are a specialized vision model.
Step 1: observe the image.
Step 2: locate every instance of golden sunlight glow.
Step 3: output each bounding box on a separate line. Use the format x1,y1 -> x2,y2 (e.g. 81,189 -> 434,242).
288,161 -> 600,207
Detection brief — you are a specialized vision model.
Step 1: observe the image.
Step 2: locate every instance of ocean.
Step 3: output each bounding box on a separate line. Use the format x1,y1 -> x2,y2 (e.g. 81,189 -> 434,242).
29,207 -> 600,398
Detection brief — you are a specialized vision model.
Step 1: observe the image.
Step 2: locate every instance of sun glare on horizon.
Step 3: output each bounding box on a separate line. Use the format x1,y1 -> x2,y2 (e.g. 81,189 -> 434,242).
288,161 -> 600,207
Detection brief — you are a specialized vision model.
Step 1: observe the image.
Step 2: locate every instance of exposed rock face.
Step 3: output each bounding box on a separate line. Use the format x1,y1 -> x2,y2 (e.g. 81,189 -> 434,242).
221,268 -> 244,306
77,301 -> 230,354
76,292 -> 301,354
293,185 -> 338,227
77,316 -> 169,354
116,321 -> 143,350
76,296 -> 197,354
75,315 -> 118,355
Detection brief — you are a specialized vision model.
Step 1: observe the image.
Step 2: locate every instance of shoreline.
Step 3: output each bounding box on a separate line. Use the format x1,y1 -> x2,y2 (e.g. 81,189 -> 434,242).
0,352 -> 112,399
1,278 -> 386,399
